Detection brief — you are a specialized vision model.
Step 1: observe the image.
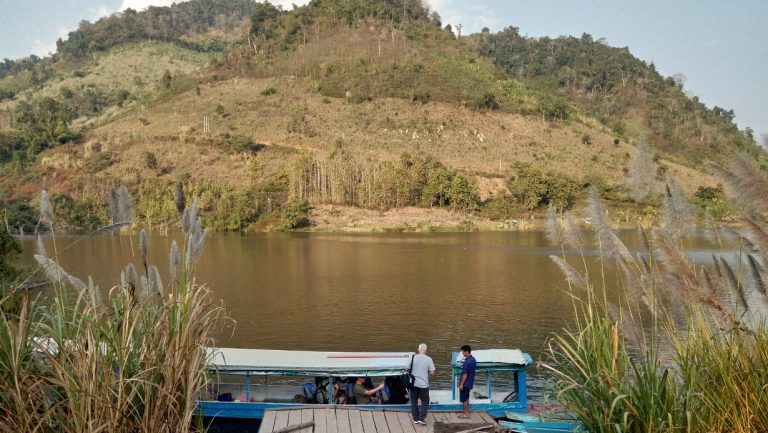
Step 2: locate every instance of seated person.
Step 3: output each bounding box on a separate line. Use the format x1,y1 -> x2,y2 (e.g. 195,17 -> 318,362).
385,376 -> 409,404
332,379 -> 347,404
353,376 -> 384,405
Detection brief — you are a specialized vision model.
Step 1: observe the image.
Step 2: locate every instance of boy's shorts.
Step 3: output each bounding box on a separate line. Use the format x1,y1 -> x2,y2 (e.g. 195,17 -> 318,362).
459,388 -> 471,403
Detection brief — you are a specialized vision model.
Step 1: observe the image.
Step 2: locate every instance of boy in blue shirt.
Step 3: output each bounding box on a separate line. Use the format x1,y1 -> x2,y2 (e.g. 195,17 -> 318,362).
458,344 -> 476,419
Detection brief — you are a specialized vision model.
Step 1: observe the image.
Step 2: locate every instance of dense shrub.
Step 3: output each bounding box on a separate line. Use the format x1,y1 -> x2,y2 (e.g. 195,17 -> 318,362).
507,163 -> 578,210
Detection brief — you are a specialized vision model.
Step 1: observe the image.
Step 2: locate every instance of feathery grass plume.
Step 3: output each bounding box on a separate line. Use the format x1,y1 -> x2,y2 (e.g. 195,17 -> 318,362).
608,230 -> 644,307
741,218 -> 768,259
186,224 -> 208,267
654,227 -> 695,280
710,154 -> 768,215
36,234 -> 47,257
746,254 -> 768,309
637,225 -> 651,252
123,263 -> 138,290
562,211 -> 583,249
87,276 -> 102,306
140,275 -> 150,300
149,265 -> 163,296
34,254 -> 86,291
637,253 -> 651,274
545,204 -> 562,245
109,184 -> 134,228
181,207 -> 191,234
587,188 -> 630,268
715,257 -> 744,312
139,229 -> 149,261
175,181 -> 186,214
586,187 -> 613,254
703,211 -> 721,245
662,178 -> 694,241
627,141 -> 655,203
549,255 -> 588,292
182,199 -> 198,234
169,241 -> 180,280
607,303 -> 646,351
39,189 -> 54,227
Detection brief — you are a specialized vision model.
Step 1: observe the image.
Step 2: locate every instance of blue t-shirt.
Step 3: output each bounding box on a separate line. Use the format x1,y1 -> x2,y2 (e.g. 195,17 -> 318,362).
461,355 -> 477,389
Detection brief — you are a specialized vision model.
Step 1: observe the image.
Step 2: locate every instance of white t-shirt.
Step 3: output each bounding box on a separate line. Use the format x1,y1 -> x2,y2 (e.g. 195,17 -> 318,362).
411,354 -> 436,388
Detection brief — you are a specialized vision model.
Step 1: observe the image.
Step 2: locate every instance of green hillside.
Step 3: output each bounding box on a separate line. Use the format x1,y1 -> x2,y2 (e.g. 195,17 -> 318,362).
473,27 -> 761,166
0,0 -> 760,232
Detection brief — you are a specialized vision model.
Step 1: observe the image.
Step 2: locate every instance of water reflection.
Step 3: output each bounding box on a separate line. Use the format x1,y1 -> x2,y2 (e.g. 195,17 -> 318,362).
18,231 -> 737,397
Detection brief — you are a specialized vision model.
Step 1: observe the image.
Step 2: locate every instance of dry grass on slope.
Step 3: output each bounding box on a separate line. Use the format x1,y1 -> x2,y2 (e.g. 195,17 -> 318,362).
86,75 -> 713,189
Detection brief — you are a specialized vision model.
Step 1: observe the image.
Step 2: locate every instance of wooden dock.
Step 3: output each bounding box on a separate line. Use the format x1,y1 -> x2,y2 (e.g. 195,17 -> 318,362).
258,407 -> 498,433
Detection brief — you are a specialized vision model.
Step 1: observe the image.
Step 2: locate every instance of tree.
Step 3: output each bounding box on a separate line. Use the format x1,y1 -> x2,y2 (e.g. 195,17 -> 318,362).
15,97 -> 77,155
508,164 -> 577,210
448,172 -> 478,211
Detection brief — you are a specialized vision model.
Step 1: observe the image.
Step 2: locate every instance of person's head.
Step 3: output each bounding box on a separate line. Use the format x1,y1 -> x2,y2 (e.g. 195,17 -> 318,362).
356,377 -> 366,384
461,344 -> 472,356
418,343 -> 428,354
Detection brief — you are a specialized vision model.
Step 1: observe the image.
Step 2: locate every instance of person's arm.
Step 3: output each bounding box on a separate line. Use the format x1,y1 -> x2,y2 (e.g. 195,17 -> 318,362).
459,372 -> 468,390
429,359 -> 436,377
364,383 -> 385,396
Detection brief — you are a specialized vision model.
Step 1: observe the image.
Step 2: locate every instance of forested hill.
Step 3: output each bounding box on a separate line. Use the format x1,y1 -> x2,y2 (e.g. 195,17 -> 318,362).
0,0 -> 256,99
0,0 -> 763,232
474,27 -> 759,165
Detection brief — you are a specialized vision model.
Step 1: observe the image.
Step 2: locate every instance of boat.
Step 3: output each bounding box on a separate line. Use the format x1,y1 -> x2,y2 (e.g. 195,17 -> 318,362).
197,347 -> 567,426
499,412 -> 583,433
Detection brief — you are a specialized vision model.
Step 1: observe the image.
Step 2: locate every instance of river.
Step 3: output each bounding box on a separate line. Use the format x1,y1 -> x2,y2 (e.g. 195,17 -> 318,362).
17,230 -> 728,398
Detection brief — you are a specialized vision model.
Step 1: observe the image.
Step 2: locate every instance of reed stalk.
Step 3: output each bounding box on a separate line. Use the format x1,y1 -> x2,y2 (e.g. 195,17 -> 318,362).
0,186 -> 227,433
543,155 -> 768,433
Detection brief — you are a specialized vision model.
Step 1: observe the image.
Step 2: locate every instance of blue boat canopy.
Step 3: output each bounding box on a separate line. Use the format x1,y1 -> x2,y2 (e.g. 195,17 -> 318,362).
207,348 -> 415,376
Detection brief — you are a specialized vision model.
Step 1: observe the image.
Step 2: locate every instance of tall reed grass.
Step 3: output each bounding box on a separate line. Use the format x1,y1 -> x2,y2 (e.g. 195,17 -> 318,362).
0,187 -> 227,433
544,157 -> 768,432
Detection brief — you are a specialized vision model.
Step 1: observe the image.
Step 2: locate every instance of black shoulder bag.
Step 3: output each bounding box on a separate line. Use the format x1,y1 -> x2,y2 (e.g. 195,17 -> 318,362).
403,354 -> 416,389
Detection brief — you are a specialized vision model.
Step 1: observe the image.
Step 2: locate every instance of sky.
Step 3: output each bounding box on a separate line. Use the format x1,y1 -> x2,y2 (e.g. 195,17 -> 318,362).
0,0 -> 766,139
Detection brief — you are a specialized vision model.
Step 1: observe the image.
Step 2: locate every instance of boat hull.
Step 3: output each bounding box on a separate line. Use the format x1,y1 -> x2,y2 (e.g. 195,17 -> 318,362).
197,400 -> 526,420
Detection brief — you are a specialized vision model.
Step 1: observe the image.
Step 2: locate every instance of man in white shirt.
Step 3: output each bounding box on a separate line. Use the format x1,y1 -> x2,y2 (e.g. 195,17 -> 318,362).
409,343 -> 436,425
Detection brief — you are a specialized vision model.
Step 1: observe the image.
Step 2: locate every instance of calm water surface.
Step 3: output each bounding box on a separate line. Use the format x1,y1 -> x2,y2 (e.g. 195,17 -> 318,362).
17,231 -> 726,396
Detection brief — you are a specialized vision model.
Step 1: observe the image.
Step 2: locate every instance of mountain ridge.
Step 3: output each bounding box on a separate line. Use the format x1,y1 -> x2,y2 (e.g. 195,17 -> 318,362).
0,0 -> 756,232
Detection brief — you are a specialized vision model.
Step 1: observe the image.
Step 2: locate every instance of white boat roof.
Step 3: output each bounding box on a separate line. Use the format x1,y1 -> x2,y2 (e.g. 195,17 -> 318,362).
453,349 -> 529,367
208,348 -> 415,376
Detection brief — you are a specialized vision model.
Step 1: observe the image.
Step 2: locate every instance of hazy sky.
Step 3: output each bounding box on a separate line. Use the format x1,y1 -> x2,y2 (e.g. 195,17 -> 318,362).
1,0 -> 766,139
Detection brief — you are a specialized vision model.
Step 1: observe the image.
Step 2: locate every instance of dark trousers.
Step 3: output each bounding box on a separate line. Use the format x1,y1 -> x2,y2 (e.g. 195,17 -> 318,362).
410,386 -> 430,421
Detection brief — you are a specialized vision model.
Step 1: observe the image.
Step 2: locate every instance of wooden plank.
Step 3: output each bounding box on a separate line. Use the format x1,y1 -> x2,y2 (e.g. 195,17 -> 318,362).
297,409 -> 314,433
372,411 -> 390,433
430,412 -> 446,424
314,409 -> 328,433
288,410 -> 303,427
444,412 -> 461,423
396,411 -> 418,433
478,413 -> 495,424
274,410 -> 290,430
326,408 -> 338,433
272,422 -> 315,433
360,410 -> 378,433
468,412 -> 484,423
384,411 -> 405,433
260,410 -> 278,433
348,409 -> 364,433
424,413 -> 437,431
337,408 -> 353,433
